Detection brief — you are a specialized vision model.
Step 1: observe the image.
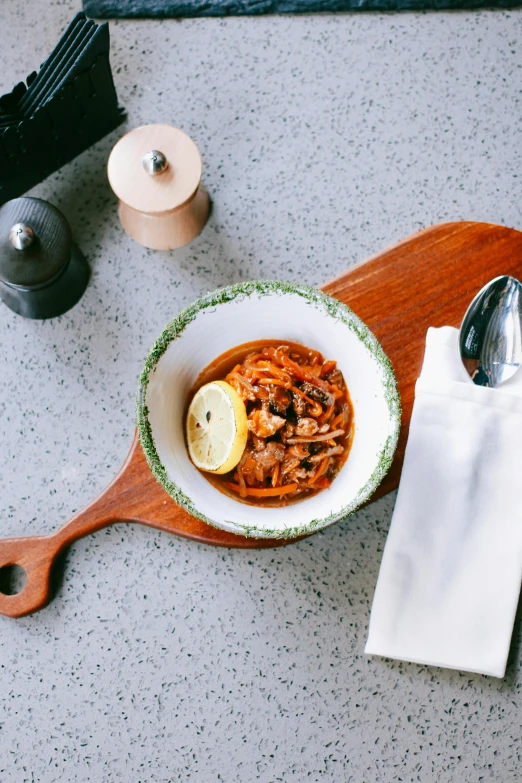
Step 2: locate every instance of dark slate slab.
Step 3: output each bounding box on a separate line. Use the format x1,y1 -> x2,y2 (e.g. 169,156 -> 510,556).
83,0 -> 522,17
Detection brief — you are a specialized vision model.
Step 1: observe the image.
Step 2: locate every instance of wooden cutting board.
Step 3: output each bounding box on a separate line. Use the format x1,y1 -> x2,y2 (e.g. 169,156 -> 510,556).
2,220 -> 522,618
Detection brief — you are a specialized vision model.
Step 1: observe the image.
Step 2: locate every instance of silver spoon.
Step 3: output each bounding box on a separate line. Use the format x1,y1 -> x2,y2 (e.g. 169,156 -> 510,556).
459,275 -> 522,387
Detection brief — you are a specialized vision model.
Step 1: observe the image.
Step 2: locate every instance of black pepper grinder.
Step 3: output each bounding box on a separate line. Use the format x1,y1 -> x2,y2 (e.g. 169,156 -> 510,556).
0,197 -> 89,319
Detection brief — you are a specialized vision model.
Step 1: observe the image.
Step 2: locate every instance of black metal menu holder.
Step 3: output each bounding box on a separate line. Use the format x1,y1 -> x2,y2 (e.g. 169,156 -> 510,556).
0,13 -> 125,206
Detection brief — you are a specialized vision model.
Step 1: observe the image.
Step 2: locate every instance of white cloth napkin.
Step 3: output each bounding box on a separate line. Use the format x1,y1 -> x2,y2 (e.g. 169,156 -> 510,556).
365,326 -> 522,678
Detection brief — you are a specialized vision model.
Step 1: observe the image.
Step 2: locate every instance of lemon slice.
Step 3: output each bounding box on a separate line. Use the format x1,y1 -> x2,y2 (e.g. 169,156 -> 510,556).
186,380 -> 248,474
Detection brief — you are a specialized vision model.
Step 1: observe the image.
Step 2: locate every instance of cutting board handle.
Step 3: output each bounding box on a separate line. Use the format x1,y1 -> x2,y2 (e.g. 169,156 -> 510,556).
0,534 -> 63,618
0,440 -> 139,618
0,431 -> 288,618
0,433 -> 158,617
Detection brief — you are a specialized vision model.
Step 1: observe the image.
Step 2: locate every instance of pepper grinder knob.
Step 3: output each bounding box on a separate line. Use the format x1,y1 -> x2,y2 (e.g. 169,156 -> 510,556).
0,197 -> 89,320
9,223 -> 36,251
142,149 -> 168,177
108,124 -> 211,251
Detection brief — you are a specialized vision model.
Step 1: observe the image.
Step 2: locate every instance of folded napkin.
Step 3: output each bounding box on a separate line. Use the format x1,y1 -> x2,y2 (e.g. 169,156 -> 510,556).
365,326 -> 522,678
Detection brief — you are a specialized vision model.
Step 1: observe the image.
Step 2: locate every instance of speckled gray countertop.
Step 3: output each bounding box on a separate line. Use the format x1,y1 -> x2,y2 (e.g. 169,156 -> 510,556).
1,2 -> 521,780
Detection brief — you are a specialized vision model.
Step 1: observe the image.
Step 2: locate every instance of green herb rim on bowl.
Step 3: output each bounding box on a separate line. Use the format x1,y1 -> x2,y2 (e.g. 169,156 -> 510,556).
136,281 -> 401,538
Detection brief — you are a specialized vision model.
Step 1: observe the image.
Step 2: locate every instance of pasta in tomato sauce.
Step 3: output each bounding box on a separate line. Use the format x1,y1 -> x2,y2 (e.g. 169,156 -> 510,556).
187,340 -> 354,507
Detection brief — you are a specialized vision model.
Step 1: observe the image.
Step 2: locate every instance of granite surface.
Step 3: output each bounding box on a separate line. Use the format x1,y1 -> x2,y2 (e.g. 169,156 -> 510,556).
1,2 -> 522,781
84,0 -> 522,19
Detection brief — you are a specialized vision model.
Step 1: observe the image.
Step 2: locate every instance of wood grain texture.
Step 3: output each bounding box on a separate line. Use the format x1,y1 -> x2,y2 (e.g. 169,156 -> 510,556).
117,184 -> 210,250
2,221 -> 522,617
107,124 -> 202,213
323,220 -> 522,501
108,124 -> 210,250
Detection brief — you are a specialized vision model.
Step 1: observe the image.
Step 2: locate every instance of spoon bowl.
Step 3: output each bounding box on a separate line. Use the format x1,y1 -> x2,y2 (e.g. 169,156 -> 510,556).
459,275 -> 522,387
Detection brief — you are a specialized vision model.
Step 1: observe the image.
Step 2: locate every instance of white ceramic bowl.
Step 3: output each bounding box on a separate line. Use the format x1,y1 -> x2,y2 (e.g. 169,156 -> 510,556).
137,281 -> 400,538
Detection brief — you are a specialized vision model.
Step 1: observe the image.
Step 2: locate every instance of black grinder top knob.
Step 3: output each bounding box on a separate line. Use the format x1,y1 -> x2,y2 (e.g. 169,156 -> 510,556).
0,197 -> 89,319
9,223 -> 36,251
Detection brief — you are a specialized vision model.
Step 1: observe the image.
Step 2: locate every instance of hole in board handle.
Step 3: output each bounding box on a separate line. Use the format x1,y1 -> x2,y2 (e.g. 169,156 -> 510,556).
0,564 -> 27,595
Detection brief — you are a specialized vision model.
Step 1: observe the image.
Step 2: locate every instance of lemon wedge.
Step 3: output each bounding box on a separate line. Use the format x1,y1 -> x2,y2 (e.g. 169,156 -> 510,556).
186,380 -> 248,474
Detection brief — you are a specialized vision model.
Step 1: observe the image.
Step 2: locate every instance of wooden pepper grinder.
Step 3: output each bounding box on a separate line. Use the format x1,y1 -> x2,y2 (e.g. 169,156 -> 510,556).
107,123 -> 210,250
0,197 -> 89,319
